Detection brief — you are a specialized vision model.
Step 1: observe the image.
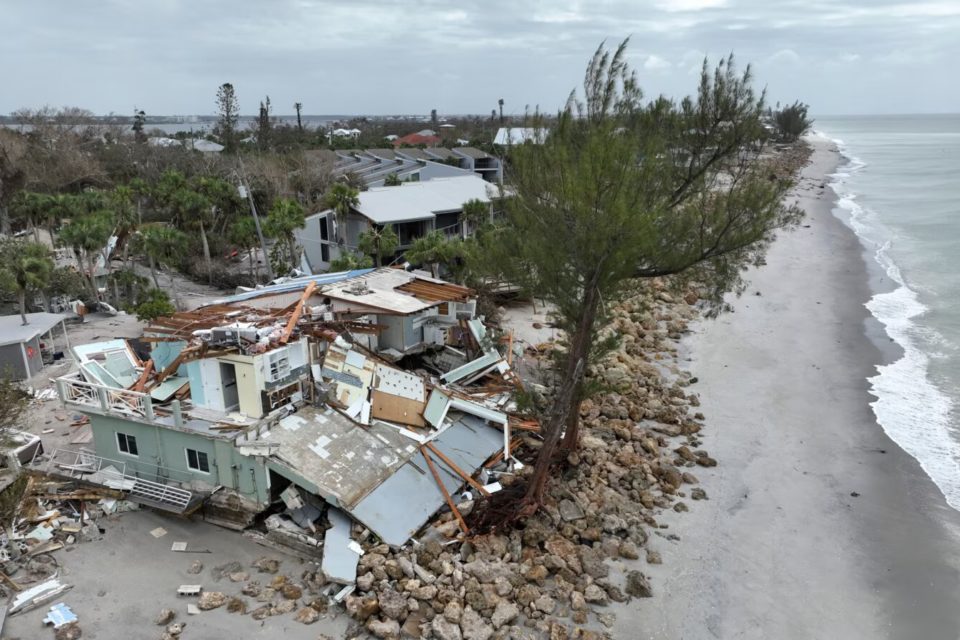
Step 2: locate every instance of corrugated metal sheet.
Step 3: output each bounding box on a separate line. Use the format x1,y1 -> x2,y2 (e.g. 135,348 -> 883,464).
205,269 -> 374,306
347,414 -> 502,546
321,508 -> 362,584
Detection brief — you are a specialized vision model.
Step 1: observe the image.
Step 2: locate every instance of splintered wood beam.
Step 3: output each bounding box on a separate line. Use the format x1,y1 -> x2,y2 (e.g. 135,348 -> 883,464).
280,281 -> 317,344
131,360 -> 154,392
421,447 -> 469,536
424,442 -> 490,497
148,349 -> 193,389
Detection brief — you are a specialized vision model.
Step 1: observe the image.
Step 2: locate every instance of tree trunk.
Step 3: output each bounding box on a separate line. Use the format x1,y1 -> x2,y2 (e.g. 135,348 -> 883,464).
248,248 -> 255,281
520,272 -> 602,513
559,387 -> 584,452
0,205 -> 10,236
86,255 -> 99,304
200,218 -> 213,284
18,289 -> 27,325
169,271 -> 182,311
32,224 -> 40,244
287,237 -> 298,272
148,254 -> 160,288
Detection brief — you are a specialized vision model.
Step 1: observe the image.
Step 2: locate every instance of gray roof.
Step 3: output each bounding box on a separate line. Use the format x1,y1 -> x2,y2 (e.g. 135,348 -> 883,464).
424,148 -> 455,160
395,148 -> 431,161
0,313 -> 66,347
352,176 -> 497,225
365,148 -> 397,160
453,147 -> 490,160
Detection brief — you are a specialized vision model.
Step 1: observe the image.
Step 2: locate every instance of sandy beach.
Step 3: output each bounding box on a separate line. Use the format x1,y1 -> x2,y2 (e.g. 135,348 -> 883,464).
617,136 -> 960,640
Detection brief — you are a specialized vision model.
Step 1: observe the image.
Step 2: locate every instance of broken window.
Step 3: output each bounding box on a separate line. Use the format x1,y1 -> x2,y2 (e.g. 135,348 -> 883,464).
186,448 -> 210,473
117,432 -> 138,456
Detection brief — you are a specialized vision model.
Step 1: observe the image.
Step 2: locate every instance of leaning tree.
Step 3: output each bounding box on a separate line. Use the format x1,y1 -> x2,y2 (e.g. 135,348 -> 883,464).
484,40 -> 803,515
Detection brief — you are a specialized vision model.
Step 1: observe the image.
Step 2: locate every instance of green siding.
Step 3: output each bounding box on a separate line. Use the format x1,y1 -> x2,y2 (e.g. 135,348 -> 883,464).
88,413 -> 269,504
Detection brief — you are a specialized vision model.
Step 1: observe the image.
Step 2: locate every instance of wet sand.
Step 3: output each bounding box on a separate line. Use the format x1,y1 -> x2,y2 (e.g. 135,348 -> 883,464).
619,136 -> 960,640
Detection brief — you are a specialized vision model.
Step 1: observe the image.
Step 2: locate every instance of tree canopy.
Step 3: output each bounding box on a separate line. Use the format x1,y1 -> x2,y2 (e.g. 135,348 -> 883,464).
481,39 -> 802,513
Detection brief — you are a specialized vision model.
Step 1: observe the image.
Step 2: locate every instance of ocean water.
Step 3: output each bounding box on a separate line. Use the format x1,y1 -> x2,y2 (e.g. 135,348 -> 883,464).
817,115 -> 960,510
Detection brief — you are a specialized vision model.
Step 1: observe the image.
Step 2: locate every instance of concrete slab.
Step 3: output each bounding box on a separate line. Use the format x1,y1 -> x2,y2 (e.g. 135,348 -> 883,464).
2,510 -> 352,640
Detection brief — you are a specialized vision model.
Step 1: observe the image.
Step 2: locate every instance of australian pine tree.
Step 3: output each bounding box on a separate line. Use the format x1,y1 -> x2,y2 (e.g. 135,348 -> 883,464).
215,83 -> 240,152
483,40 -> 803,516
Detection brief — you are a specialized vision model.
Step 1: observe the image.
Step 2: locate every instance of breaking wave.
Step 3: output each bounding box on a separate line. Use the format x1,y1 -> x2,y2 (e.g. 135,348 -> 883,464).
824,133 -> 960,511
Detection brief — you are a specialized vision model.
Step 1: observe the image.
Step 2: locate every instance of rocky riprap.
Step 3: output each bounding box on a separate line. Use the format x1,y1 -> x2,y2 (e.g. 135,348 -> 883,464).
345,278 -> 720,640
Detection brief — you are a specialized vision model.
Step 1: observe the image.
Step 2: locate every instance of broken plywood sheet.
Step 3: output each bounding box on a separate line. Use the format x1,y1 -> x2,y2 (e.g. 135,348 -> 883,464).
370,389 -> 427,428
347,414 -> 503,545
373,364 -> 425,401
321,508 -> 361,585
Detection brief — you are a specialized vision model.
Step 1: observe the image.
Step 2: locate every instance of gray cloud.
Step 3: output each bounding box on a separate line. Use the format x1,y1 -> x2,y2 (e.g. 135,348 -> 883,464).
1,0 -> 956,116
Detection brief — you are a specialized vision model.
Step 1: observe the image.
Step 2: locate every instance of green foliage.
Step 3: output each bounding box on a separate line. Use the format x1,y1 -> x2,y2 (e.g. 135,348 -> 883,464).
383,173 -> 402,186
357,224 -> 399,266
460,198 -> 489,230
404,231 -> 465,279
263,198 -> 305,244
215,82 -> 240,152
141,225 -> 187,270
228,216 -> 259,251
329,252 -> 373,271
59,211 -> 113,254
773,101 -> 813,142
47,266 -> 88,301
264,198 -> 306,273
9,191 -> 53,240
0,239 -> 54,323
133,287 -> 175,321
479,39 -> 803,505
323,183 -> 360,242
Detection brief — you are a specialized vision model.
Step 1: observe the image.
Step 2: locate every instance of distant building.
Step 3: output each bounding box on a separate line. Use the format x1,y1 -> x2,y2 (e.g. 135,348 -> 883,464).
186,139 -> 224,154
493,127 -> 549,146
393,131 -> 441,147
297,175 -> 498,272
311,146 -> 502,189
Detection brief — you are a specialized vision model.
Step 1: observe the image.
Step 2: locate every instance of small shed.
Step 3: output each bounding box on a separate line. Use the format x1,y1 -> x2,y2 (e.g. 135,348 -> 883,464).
0,313 -> 69,380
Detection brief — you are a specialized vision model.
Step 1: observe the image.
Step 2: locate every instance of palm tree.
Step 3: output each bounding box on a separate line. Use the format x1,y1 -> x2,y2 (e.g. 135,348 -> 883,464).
0,240 -> 54,325
358,224 -> 399,267
460,198 -> 490,236
404,230 -> 464,279
263,198 -> 306,272
322,183 -> 359,245
141,225 -> 187,309
58,212 -> 113,301
228,216 -> 261,281
9,192 -> 52,243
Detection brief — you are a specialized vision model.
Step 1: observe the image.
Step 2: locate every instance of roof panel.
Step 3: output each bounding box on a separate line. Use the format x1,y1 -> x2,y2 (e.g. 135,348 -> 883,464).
0,313 -> 66,346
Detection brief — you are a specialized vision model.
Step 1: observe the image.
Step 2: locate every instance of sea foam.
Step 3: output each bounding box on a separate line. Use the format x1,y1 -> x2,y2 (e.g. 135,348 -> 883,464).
825,135 -> 960,510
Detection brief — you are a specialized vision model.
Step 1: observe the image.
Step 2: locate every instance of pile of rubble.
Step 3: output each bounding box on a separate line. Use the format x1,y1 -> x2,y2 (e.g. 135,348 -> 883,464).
336,279 -> 716,639
0,474 -> 130,636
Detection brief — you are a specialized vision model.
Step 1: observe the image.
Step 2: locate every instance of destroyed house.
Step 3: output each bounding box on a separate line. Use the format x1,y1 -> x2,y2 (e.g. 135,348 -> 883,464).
43,271 -> 529,575
208,267 -> 477,361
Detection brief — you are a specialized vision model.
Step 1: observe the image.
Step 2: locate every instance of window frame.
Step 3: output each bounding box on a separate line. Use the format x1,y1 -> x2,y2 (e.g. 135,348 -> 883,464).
116,432 -> 139,457
185,448 -> 210,474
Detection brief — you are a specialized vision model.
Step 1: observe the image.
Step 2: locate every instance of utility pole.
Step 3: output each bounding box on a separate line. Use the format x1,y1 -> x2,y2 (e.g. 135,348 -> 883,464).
236,157 -> 276,282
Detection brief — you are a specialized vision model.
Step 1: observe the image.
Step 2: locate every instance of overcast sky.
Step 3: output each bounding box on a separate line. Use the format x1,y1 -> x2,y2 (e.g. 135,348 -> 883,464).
3,0 -> 958,118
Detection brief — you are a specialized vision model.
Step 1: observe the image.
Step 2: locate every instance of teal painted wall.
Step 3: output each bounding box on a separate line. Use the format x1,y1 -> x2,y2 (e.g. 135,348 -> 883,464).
88,413 -> 270,504
149,339 -> 187,372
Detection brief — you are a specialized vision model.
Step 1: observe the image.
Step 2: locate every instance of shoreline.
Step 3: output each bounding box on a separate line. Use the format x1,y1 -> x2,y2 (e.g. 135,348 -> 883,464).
617,136 -> 960,639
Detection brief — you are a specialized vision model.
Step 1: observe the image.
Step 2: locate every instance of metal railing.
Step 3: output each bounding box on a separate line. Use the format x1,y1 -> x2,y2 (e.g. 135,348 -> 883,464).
35,448 -> 193,512
56,373 -> 155,422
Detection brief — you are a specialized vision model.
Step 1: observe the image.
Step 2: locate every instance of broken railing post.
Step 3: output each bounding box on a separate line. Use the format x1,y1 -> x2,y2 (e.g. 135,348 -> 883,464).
144,396 -> 155,423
